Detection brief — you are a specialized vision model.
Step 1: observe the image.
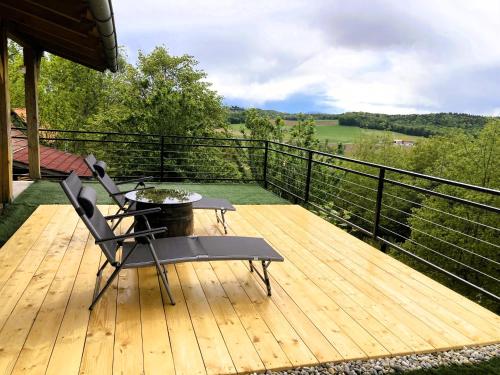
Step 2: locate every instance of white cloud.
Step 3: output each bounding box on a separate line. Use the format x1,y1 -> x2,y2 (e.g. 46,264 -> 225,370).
113,0 -> 500,114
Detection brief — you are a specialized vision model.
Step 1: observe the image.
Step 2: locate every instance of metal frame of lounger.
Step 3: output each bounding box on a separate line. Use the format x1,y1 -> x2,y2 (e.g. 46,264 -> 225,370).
192,198 -> 236,234
84,154 -> 236,234
61,172 -> 283,310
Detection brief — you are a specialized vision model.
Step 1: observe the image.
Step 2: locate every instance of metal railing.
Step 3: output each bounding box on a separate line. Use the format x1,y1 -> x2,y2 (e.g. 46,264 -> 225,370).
12,128 -> 500,303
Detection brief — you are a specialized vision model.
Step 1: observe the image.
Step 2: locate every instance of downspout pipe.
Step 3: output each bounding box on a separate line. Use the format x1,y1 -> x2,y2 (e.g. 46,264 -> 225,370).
87,0 -> 118,72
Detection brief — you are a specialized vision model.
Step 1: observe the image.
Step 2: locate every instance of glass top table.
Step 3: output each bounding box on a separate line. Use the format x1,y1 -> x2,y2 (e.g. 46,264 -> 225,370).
125,188 -> 202,238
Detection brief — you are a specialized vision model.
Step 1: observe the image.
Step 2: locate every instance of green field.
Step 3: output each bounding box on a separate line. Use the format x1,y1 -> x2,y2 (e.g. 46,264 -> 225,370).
229,122 -> 423,144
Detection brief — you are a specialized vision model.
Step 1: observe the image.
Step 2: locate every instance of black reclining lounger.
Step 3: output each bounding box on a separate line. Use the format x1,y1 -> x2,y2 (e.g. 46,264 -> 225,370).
84,154 -> 235,233
60,172 -> 283,310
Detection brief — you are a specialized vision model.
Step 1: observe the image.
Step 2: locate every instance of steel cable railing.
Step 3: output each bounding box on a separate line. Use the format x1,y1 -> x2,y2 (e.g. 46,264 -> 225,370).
11,127 -> 500,302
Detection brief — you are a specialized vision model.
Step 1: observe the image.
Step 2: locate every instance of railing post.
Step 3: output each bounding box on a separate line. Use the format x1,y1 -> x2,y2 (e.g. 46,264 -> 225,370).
263,140 -> 269,188
160,136 -> 165,181
304,150 -> 313,203
373,167 -> 385,239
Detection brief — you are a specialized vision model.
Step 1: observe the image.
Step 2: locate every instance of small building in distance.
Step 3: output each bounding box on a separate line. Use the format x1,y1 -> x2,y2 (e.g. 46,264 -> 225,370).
393,139 -> 415,147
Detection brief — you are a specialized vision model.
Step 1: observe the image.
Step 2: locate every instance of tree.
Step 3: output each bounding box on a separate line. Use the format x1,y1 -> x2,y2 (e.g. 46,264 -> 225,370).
7,40 -> 25,109
122,46 -> 227,137
288,115 -> 319,149
403,121 -> 500,311
38,54 -> 110,132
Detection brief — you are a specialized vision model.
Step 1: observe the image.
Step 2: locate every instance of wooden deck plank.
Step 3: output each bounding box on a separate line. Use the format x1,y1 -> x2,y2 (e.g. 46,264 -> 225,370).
162,264 -> 207,375
138,267 -> 176,375
113,268 -> 144,375
274,205 -> 496,344
287,205 -> 500,330
46,206 -> 110,375
0,204 -> 498,375
243,206 -> 445,352
225,208 -> 372,360
79,256 -> 117,375
240,206 -> 414,356
197,211 -> 320,367
195,212 -> 294,370
210,261 -> 293,369
192,261 -> 267,373
268,207 -> 478,347
175,262 -> 236,375
0,205 -> 72,331
0,205 -> 57,289
79,206 -> 119,375
259,206 -> 476,344
0,207 -> 79,375
11,219 -> 90,375
46,207 -> 110,374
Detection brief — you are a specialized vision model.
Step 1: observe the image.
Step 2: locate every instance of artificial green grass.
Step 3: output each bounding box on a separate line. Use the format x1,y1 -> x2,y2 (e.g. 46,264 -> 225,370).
0,180 -> 288,247
404,357 -> 500,374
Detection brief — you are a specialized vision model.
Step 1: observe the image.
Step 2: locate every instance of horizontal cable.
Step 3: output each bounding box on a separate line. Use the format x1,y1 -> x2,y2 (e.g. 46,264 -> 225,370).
379,225 -> 500,283
312,168 -> 378,192
376,237 -> 500,302
311,189 -> 376,215
309,193 -> 375,226
380,213 -> 500,265
266,166 -> 309,182
383,191 -> 500,233
385,178 -> 500,213
309,176 -> 377,204
381,202 -> 500,249
267,175 -> 305,192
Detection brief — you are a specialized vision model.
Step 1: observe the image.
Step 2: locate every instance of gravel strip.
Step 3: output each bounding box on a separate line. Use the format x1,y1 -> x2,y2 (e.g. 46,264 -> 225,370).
256,344 -> 500,374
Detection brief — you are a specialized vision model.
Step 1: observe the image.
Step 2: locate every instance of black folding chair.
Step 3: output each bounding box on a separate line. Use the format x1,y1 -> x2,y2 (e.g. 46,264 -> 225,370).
61,172 -> 283,310
85,154 -> 236,233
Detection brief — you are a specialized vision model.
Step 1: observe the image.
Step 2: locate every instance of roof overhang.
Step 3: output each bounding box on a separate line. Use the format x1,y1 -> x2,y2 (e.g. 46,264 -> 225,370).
0,0 -> 118,72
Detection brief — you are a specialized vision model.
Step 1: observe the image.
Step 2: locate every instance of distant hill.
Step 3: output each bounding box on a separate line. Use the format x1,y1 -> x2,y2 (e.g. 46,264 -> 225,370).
227,106 -> 495,137
227,106 -> 338,124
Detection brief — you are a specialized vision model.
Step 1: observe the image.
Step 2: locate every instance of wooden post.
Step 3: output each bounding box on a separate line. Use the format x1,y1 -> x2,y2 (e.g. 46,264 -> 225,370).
0,20 -> 13,207
24,46 -> 42,180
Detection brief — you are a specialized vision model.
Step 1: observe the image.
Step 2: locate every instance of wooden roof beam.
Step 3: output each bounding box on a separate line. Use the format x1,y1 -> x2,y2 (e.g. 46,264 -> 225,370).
0,5 -> 98,48
0,0 -> 93,33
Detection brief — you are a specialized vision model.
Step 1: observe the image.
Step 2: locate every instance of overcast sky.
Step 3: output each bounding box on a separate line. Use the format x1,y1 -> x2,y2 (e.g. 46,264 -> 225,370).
113,0 -> 500,115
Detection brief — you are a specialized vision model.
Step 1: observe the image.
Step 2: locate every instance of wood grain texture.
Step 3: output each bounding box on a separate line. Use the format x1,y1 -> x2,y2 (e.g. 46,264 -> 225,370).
0,204 -> 497,375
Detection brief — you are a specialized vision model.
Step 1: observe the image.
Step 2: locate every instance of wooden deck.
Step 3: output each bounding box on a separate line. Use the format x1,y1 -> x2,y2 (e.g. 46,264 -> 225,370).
0,204 -> 498,375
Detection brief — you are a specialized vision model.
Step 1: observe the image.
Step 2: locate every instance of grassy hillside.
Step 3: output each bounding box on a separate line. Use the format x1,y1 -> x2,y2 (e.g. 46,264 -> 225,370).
314,124 -> 422,143
227,107 -> 494,138
229,122 -> 423,144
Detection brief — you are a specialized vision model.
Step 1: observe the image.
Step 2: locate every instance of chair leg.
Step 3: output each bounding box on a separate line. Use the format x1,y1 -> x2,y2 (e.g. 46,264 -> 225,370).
249,260 -> 272,296
93,260 -> 109,301
262,261 -> 272,296
221,209 -> 228,234
215,209 -> 228,234
89,265 -> 121,310
147,242 -> 175,305
161,265 -> 176,305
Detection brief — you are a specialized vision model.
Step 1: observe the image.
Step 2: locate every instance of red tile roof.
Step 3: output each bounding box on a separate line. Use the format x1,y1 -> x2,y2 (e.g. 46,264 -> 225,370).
12,128 -> 92,177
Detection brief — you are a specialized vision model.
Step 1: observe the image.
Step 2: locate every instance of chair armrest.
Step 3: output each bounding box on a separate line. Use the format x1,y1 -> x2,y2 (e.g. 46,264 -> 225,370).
96,227 -> 167,244
115,176 -> 154,186
110,186 -> 154,197
105,207 -> 161,220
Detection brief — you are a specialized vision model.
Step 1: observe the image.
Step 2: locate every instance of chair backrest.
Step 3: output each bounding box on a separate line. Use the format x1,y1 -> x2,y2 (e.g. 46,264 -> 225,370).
84,154 -> 126,208
84,154 -> 98,177
60,172 -> 119,264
